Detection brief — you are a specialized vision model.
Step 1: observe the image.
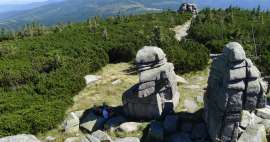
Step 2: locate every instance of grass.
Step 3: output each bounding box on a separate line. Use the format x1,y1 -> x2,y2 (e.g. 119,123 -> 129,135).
38,62 -> 210,141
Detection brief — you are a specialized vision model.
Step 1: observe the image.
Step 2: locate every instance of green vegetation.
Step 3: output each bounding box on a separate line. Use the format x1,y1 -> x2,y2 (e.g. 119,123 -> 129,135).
188,7 -> 270,74
0,11 -> 210,136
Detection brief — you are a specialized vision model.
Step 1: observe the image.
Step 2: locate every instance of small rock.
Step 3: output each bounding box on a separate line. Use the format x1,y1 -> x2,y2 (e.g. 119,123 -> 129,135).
84,75 -> 101,85
184,85 -> 200,89
256,107 -> 270,119
104,116 -> 126,131
112,79 -> 122,85
147,121 -> 164,142
166,132 -> 192,142
81,134 -> 100,142
176,75 -> 189,85
184,99 -> 198,113
191,123 -> 208,140
91,130 -> 113,142
0,134 -> 41,142
64,112 -> 80,134
45,136 -> 56,142
115,137 -> 140,142
74,110 -> 85,119
163,115 -> 179,134
80,112 -> 107,133
119,122 -> 140,132
64,137 -> 81,142
238,124 -> 267,142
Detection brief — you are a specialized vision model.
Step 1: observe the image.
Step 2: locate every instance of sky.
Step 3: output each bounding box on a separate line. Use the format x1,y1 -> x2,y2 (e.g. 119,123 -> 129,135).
0,0 -> 47,5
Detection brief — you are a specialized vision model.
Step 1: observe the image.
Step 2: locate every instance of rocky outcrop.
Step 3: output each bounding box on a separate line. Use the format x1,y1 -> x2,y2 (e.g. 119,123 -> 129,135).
0,134 -> 41,142
122,46 -> 180,120
204,42 -> 268,142
178,3 -> 198,15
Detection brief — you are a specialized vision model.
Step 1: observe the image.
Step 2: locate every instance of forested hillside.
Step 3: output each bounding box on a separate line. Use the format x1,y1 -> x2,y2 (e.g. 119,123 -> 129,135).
188,7 -> 270,74
0,11 -> 210,136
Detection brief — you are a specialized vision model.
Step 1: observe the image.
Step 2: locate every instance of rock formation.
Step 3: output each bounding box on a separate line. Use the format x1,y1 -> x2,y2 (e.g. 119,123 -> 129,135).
204,42 -> 268,142
122,46 -> 180,119
178,3 -> 198,15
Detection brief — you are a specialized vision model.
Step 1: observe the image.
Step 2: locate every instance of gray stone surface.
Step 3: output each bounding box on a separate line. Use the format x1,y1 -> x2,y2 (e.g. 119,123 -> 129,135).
178,3 -> 198,14
260,119 -> 270,133
184,99 -> 198,113
176,75 -> 189,85
0,134 -> 41,142
238,124 -> 267,142
119,122 -> 140,133
204,42 -> 267,142
81,134 -> 100,142
164,115 -> 179,134
84,75 -> 101,85
64,137 -> 81,142
80,112 -> 107,132
256,107 -> 270,119
241,111 -> 263,128
64,112 -> 80,134
91,130 -> 113,142
115,137 -> 140,142
123,46 -> 180,119
45,136 -> 56,142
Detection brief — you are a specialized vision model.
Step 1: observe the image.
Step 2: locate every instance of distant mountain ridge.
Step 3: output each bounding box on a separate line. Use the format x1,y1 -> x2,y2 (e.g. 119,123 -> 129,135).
0,0 -> 270,30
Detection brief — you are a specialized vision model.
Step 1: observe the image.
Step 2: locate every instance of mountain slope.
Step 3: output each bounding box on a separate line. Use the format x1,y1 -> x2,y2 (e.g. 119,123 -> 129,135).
0,0 -> 163,30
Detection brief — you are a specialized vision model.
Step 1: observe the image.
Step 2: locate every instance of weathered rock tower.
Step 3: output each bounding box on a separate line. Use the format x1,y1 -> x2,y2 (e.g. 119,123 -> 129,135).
122,46 -> 180,120
204,42 -> 267,142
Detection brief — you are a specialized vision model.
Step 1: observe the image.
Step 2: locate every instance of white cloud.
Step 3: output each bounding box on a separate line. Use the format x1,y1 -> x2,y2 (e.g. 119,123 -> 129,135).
0,0 -> 47,5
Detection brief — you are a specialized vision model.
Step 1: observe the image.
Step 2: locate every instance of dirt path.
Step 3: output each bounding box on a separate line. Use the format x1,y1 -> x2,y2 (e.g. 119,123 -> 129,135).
172,20 -> 192,41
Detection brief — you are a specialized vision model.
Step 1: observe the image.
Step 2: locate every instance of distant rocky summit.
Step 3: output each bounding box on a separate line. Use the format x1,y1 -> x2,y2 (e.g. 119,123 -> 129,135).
178,3 -> 198,14
122,46 -> 180,119
204,42 -> 268,142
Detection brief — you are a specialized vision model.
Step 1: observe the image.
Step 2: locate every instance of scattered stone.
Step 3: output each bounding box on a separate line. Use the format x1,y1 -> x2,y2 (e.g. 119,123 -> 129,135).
81,134 -> 100,142
238,124 -> 267,142
91,130 -> 113,142
112,79 -> 122,85
80,112 -> 107,133
191,123 -> 208,140
115,137 -> 140,142
0,134 -> 41,142
184,85 -> 200,89
176,75 -> 189,85
64,137 -> 81,142
147,121 -> 164,142
64,112 -> 80,134
163,115 -> 179,134
74,110 -> 85,118
104,116 -> 126,131
84,75 -> 101,85
184,99 -> 198,113
123,46 -> 180,119
166,132 -> 192,142
204,42 -> 267,142
119,122 -> 140,133
45,136 -> 56,142
256,107 -> 270,119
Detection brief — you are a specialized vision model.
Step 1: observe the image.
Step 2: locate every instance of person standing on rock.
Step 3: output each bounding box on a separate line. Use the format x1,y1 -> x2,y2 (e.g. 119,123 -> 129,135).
204,42 -> 267,142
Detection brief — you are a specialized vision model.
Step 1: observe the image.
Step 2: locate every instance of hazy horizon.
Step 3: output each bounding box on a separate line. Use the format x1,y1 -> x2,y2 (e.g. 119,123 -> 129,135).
0,0 -> 47,5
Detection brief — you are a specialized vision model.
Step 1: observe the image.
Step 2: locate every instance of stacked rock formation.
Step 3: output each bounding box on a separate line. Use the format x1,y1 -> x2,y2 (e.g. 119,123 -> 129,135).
204,42 -> 267,142
178,3 -> 198,14
122,46 -> 180,120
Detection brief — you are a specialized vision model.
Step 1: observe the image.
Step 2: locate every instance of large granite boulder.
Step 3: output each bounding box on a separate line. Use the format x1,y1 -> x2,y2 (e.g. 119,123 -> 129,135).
178,3 -> 198,14
0,134 -> 41,142
204,42 -> 267,142
123,46 -> 180,120
238,124 -> 267,142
